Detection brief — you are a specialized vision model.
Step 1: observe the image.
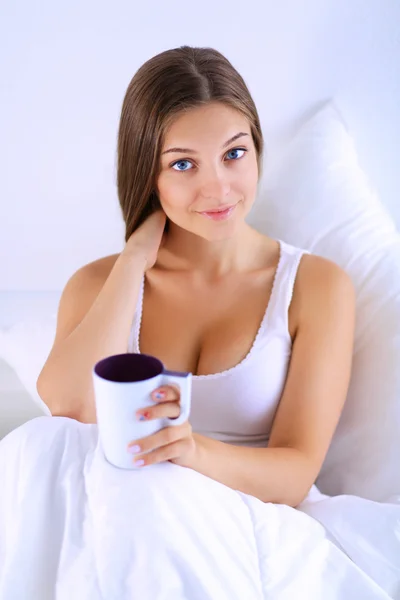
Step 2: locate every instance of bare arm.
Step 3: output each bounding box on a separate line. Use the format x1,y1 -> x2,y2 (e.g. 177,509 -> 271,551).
37,211 -> 166,423
36,253 -> 146,423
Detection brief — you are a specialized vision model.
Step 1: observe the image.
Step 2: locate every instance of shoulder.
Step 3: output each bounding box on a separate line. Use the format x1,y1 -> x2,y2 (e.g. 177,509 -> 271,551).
82,252 -> 121,277
51,253 -> 121,348
61,252 -> 121,318
293,252 -> 356,335
297,252 -> 355,299
70,253 -> 121,287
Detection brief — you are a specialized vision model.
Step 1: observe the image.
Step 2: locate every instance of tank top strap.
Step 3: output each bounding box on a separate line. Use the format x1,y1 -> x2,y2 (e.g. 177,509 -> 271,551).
259,239 -> 311,338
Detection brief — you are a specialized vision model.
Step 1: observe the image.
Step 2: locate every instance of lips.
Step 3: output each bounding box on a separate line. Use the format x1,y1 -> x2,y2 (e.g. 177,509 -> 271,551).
198,204 -> 236,221
201,204 -> 235,213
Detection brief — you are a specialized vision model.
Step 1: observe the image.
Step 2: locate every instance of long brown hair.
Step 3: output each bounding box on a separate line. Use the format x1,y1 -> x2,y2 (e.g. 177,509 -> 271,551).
117,45 -> 264,243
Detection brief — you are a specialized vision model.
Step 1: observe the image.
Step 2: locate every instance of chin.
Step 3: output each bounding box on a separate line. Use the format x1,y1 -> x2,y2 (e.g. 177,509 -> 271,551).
193,218 -> 245,242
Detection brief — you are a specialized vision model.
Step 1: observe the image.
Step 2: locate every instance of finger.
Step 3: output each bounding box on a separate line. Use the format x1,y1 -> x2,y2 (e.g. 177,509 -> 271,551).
133,439 -> 186,468
127,421 -> 190,456
151,384 -> 180,403
136,401 -> 180,421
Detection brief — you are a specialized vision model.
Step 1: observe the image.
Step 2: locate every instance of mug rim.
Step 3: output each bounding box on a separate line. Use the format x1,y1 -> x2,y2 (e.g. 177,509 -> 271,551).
93,352 -> 164,383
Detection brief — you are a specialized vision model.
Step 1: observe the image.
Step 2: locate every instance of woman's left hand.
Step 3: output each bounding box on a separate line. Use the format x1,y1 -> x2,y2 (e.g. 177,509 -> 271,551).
126,385 -> 199,469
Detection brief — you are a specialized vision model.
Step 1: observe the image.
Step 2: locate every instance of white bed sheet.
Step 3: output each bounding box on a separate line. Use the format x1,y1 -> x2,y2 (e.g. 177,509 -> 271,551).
0,416 -> 399,599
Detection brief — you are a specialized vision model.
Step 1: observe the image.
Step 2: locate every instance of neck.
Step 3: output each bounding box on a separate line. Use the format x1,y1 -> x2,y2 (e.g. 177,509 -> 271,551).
157,221 -> 259,280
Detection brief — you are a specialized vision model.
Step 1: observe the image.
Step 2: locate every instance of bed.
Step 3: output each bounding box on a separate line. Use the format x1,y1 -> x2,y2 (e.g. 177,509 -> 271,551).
1,103 -> 399,599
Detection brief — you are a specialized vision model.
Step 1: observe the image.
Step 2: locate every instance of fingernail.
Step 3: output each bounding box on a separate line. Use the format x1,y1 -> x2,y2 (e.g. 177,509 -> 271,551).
128,445 -> 141,454
137,411 -> 149,421
134,459 -> 145,467
153,390 -> 165,399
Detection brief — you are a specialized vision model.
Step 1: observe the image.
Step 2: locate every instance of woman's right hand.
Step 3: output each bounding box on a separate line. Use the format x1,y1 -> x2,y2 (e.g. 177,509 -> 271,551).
122,210 -> 167,271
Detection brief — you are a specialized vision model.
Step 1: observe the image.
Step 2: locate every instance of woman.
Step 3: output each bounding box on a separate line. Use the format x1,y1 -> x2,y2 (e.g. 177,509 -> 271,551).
4,46 -> 399,600
37,45 -> 355,508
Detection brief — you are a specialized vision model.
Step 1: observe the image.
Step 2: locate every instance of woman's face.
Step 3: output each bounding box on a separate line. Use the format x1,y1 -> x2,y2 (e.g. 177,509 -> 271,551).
156,102 -> 259,241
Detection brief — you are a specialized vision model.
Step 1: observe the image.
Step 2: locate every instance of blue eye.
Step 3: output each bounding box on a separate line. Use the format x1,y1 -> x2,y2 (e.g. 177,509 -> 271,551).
226,148 -> 246,160
172,159 -> 192,172
171,147 -> 247,172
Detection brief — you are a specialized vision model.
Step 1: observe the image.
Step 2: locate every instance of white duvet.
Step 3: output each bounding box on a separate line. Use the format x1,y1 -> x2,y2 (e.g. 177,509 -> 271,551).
0,417 -> 399,599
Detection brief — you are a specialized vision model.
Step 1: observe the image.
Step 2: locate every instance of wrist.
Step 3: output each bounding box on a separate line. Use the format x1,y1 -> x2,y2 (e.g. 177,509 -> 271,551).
119,248 -> 147,270
192,433 -> 208,472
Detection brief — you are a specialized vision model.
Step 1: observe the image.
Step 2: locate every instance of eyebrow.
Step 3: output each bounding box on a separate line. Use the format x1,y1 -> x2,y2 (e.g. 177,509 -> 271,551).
161,132 -> 249,155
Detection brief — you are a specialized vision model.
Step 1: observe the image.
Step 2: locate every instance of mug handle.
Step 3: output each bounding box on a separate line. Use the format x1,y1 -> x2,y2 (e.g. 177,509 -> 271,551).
161,370 -> 192,426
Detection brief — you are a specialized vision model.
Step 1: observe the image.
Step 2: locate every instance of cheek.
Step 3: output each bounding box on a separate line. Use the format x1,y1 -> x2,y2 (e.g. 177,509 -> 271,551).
235,160 -> 259,197
157,172 -> 191,210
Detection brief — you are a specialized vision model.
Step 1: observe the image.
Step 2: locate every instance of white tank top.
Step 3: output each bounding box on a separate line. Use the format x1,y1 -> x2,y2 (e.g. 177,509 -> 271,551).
127,239 -> 310,448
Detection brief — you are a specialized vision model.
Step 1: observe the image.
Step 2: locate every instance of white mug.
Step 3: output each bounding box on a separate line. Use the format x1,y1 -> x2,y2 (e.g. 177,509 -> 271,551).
92,353 -> 192,469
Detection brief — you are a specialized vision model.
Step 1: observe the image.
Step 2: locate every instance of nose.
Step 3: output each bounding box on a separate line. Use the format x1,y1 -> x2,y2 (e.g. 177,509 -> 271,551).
198,168 -> 231,201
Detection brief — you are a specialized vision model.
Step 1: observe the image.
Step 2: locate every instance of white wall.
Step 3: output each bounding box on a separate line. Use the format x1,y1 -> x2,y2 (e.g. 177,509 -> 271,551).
1,0 -> 399,291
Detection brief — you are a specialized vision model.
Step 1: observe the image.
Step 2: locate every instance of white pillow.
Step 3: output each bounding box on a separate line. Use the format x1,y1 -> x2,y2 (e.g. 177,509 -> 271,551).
248,102 -> 400,502
0,318 -> 55,417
